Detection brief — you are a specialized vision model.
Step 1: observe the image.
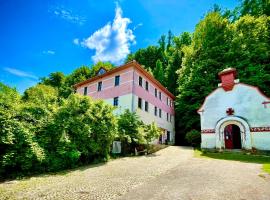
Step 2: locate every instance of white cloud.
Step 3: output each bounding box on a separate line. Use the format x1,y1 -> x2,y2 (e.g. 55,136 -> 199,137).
133,23 -> 143,30
42,50 -> 55,55
4,67 -> 38,80
80,5 -> 135,64
73,38 -> 80,45
51,6 -> 86,25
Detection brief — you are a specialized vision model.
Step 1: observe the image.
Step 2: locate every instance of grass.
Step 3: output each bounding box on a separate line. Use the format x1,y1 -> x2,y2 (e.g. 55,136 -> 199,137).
195,149 -> 270,174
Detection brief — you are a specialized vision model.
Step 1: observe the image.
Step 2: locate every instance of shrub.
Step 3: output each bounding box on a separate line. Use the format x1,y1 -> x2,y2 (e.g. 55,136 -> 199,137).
185,130 -> 201,147
42,94 -> 117,171
0,109 -> 45,177
144,122 -> 162,153
117,110 -> 145,154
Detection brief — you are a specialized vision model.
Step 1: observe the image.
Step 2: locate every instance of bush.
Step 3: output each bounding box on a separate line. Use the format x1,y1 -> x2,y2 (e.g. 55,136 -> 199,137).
42,94 -> 117,171
0,109 -> 45,177
185,130 -> 201,147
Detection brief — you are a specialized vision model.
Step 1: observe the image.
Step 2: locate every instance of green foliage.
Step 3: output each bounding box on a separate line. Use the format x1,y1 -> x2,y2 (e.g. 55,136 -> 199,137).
185,130 -> 201,146
153,59 -> 165,85
0,82 -> 118,178
144,122 -> 162,144
144,123 -> 162,153
117,109 -> 145,145
117,110 -> 162,154
239,0 -> 270,17
41,94 -> 117,170
0,82 -> 20,109
23,84 -> 59,106
41,72 -> 65,88
196,150 -> 270,174
176,12 -> 270,144
0,104 -> 45,177
89,61 -> 115,77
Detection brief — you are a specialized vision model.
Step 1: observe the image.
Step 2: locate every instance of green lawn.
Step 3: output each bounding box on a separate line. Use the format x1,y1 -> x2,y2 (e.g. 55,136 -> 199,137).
195,149 -> 270,174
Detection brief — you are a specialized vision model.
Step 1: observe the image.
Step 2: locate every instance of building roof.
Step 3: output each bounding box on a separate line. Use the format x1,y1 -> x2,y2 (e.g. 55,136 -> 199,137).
74,60 -> 175,99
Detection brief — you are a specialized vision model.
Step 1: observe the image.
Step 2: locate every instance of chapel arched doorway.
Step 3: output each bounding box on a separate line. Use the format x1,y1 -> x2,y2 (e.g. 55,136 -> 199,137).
224,124 -> 242,149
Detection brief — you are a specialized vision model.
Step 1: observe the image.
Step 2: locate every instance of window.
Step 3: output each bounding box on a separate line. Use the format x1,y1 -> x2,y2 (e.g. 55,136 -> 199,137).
83,87 -> 87,96
154,106 -> 157,116
145,81 -> 149,91
145,101 -> 148,112
113,97 -> 119,106
138,97 -> 142,109
159,109 -> 162,118
97,81 -> 102,91
155,88 -> 157,97
115,75 -> 120,86
167,97 -> 169,106
159,91 -> 162,100
167,113 -> 169,121
170,100 -> 172,107
170,114 -> 172,122
139,76 -> 143,87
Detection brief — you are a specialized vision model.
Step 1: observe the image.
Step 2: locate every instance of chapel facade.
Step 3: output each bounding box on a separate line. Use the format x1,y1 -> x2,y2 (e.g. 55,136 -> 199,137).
198,68 -> 270,150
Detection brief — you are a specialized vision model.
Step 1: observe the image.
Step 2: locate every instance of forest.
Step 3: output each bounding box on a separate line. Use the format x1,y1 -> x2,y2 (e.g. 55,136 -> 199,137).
0,0 -> 269,177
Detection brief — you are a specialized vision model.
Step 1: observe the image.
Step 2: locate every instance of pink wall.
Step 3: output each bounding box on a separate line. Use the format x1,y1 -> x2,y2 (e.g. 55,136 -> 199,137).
76,66 -> 174,115
133,69 -> 174,115
77,68 -> 134,100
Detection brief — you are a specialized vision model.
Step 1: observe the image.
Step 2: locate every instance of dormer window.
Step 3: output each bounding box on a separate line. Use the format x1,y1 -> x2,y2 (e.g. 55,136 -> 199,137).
97,67 -> 107,76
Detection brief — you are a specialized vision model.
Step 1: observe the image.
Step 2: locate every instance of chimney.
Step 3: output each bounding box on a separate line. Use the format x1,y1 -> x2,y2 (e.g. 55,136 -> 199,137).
218,68 -> 237,91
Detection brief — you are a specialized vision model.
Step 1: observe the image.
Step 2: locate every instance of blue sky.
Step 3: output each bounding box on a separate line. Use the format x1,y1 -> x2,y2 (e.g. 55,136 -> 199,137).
0,0 -> 239,93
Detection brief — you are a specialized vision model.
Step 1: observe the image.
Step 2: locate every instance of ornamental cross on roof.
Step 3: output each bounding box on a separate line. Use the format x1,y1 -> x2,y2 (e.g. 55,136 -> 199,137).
226,108 -> 234,115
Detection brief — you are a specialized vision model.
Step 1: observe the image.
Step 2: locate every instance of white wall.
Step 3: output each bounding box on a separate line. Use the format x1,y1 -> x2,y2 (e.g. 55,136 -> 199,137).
132,94 -> 175,143
104,94 -> 133,115
199,84 -> 270,150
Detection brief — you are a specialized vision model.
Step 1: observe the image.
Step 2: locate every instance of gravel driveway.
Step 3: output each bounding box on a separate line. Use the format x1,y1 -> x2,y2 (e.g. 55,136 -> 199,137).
1,146 -> 270,200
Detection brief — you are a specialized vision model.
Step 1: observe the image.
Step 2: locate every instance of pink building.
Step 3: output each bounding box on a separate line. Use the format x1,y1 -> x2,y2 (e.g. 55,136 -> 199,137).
74,61 -> 175,144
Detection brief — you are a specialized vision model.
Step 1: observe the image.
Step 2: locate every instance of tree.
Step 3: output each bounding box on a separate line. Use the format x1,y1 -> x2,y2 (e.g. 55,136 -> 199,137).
144,123 -> 162,153
23,84 -> 58,107
167,30 -> 173,52
239,0 -> 270,17
126,46 -> 163,71
185,130 -> 201,147
59,65 -> 91,98
117,110 -> 145,150
153,59 -> 165,85
41,72 -> 65,88
176,12 -> 231,144
0,82 -> 20,110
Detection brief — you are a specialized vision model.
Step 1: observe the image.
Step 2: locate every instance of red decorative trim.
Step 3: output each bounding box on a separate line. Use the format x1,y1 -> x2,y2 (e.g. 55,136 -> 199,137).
201,129 -> 215,134
262,101 -> 270,108
250,127 -> 270,132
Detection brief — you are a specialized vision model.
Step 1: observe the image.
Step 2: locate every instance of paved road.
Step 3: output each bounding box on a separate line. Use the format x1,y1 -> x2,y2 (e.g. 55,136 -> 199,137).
1,146 -> 270,200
